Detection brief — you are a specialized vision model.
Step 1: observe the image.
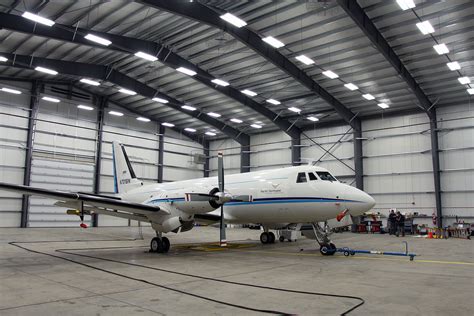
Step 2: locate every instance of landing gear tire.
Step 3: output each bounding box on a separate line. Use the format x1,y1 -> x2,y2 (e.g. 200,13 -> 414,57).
279,235 -> 285,242
150,237 -> 170,253
162,237 -> 170,253
260,232 -> 270,244
320,243 -> 337,256
268,232 -> 276,244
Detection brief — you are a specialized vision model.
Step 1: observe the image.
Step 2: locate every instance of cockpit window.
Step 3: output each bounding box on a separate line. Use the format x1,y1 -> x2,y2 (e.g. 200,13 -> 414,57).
317,171 -> 337,182
296,172 -> 307,183
308,172 -> 318,181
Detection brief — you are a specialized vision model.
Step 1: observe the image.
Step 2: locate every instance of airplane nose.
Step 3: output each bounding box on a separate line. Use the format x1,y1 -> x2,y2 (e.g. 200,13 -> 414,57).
364,192 -> 376,210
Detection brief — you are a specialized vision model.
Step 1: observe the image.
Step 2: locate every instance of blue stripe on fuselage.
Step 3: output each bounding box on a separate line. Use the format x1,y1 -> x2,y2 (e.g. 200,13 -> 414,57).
147,197 -> 362,205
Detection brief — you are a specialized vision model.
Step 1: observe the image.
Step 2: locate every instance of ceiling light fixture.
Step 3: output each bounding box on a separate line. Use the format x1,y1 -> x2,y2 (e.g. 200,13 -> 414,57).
109,111 -> 123,116
446,61 -> 461,71
458,77 -> 471,84
35,66 -> 58,75
153,97 -> 168,103
80,78 -> 100,86
211,78 -> 230,86
307,116 -> 319,122
0,56 -> 7,62
184,127 -> 197,132
262,36 -> 285,48
241,89 -> 257,97
77,105 -> 94,111
251,124 -> 262,129
162,122 -> 175,127
396,0 -> 416,10
288,107 -> 301,113
1,87 -> 21,94
322,70 -> 339,79
362,93 -> 375,100
42,96 -> 60,103
135,51 -> 158,62
230,118 -> 243,123
118,88 -> 137,95
433,43 -> 449,55
220,13 -> 247,28
207,112 -> 221,118
344,83 -> 359,91
467,88 -> 474,95
416,21 -> 435,35
266,99 -> 281,105
22,11 -> 55,26
295,55 -> 315,65
176,67 -> 197,76
377,103 -> 389,109
181,105 -> 196,111
84,33 -> 111,46
205,131 -> 217,136
136,117 -> 150,122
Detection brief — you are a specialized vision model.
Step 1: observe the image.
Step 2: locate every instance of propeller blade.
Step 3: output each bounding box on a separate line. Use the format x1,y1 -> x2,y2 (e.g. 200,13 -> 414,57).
217,152 -> 224,193
184,193 -> 218,202
219,205 -> 226,247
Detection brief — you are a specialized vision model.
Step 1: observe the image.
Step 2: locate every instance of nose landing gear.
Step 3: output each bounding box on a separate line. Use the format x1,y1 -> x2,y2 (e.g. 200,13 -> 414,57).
312,223 -> 336,256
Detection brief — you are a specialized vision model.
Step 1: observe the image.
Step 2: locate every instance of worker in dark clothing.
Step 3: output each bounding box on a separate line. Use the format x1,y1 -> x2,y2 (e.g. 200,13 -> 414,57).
395,211 -> 405,237
388,210 -> 396,235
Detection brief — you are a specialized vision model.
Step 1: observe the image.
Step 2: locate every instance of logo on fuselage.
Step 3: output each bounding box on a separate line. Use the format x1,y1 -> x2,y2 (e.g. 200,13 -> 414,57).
120,179 -> 131,185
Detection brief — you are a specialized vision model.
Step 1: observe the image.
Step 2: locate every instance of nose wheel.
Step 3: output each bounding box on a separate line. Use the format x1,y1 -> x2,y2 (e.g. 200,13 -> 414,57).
320,243 -> 337,256
150,236 -> 170,253
311,223 -> 336,256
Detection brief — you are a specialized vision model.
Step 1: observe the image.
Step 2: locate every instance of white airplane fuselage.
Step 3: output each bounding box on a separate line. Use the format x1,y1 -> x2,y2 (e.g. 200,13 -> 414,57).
121,165 -> 375,225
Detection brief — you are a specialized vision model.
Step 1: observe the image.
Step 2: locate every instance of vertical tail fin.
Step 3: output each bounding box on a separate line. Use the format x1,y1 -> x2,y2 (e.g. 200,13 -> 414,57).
112,141 -> 142,194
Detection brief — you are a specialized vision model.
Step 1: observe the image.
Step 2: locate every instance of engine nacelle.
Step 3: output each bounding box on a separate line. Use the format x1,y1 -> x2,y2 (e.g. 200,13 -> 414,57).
152,216 -> 182,233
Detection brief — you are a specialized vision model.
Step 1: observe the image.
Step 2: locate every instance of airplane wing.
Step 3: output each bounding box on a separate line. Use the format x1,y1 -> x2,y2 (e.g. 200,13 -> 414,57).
0,182 -> 169,218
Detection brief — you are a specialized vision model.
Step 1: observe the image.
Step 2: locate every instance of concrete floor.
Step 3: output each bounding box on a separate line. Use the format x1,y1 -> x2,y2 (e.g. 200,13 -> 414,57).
0,226 -> 472,315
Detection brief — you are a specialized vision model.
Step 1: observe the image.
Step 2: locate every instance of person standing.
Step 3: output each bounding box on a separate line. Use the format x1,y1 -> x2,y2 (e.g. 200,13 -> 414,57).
388,209 -> 396,235
396,211 -> 405,237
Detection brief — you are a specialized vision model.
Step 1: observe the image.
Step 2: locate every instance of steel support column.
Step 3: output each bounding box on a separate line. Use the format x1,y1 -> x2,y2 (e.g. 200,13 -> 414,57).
291,134 -> 301,166
240,136 -> 251,173
203,140 -> 210,178
353,119 -> 364,190
92,96 -> 106,227
429,111 -> 443,228
20,81 -> 39,228
158,125 -> 165,183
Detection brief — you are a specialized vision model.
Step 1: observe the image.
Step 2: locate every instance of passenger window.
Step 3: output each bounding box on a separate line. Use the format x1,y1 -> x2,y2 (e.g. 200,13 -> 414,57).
317,171 -> 337,182
296,172 -> 307,183
308,172 -> 318,181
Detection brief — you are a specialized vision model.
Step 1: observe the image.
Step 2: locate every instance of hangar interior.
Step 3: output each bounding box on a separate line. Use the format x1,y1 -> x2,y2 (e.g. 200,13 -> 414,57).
0,1 -> 473,315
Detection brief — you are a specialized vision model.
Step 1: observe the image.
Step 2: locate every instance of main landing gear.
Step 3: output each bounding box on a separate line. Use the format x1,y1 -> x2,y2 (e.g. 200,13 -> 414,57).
260,230 -> 276,244
312,222 -> 336,256
150,232 -> 170,253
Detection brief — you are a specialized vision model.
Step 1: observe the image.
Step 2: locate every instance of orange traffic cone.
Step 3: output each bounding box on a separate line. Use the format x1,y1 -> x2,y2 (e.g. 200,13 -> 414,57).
428,231 -> 433,239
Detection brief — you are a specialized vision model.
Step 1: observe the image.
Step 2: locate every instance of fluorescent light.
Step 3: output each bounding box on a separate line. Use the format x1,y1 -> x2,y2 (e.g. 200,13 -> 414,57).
153,97 -> 168,103
220,13 -> 247,28
288,107 -> 301,113
22,11 -> 55,26
446,62 -> 461,71
118,88 -> 137,95
307,116 -> 319,122
162,122 -> 175,127
433,43 -> 449,55
230,118 -> 243,123
42,96 -> 60,103
0,56 -> 7,62
205,131 -> 217,136
362,93 -> 375,100
184,128 -> 197,132
80,78 -> 100,86
137,117 -> 150,122
344,83 -> 359,91
467,88 -> 474,95
458,77 -> 471,84
211,78 -> 230,86
181,105 -> 196,111
35,66 -> 58,75
1,87 -> 21,94
322,70 -> 339,79
176,67 -> 196,76
266,99 -> 281,105
396,0 -> 415,10
251,124 -> 262,129
377,103 -> 389,109
262,36 -> 285,48
241,89 -> 257,97
109,111 -> 124,116
207,112 -> 221,118
295,55 -> 314,65
135,51 -> 158,62
85,33 -> 111,46
416,21 -> 434,35
77,105 -> 94,111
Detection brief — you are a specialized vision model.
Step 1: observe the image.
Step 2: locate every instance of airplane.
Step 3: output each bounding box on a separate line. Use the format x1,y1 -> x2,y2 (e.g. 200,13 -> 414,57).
0,141 -> 375,256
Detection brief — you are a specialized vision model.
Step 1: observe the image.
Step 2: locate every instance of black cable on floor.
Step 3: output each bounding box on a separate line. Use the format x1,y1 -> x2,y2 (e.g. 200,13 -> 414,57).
10,241 -> 365,315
